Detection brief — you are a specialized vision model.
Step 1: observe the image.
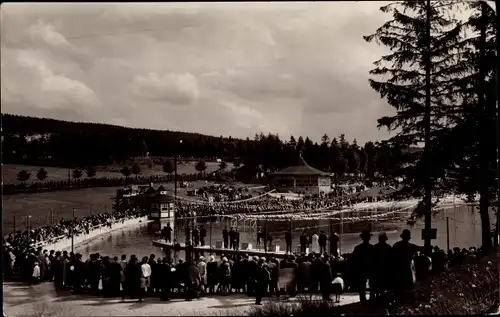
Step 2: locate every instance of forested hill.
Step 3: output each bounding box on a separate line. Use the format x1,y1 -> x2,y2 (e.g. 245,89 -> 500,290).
1,113 -> 406,179
1,113 -> 242,166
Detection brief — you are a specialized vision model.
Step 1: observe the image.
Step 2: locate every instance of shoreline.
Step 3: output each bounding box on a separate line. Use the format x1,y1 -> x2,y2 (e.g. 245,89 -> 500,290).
32,216 -> 151,252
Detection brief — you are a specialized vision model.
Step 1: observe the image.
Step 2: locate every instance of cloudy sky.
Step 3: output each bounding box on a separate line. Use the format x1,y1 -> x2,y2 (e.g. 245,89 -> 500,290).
1,2 -> 397,144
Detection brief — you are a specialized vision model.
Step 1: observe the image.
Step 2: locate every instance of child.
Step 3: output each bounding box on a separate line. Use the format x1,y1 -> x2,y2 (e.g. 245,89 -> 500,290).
32,262 -> 41,284
331,273 -> 344,303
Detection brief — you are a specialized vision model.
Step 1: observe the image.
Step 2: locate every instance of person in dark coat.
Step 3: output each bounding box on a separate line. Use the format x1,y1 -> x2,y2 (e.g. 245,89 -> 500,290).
109,256 -> 123,297
285,229 -> 293,254
310,254 -> 321,293
257,229 -> 263,248
200,226 -> 207,246
300,231 -> 308,254
255,258 -> 271,305
193,226 -> 200,247
297,255 -> 312,293
206,256 -> 218,294
148,254 -> 158,295
72,253 -> 86,294
222,227 -> 229,249
266,258 -> 280,297
319,255 -> 333,301
185,260 -> 200,301
247,256 -> 259,296
88,254 -> 101,295
265,230 -> 271,252
350,229 -> 375,303
122,255 -> 140,301
164,224 -> 173,243
371,232 -> 393,302
330,231 -> 340,257
283,255 -> 299,297
234,228 -> 240,250
392,229 -> 420,304
101,256 -> 112,297
229,228 -> 236,250
52,251 -> 63,289
318,231 -> 328,254
159,258 -> 172,301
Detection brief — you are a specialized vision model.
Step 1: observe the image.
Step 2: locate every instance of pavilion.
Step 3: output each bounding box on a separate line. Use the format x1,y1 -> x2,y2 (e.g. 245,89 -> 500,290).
270,152 -> 331,195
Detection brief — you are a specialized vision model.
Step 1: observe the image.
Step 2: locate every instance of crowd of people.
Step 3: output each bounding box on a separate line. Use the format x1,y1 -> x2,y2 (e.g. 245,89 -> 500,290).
3,207 -> 148,252
194,184 -> 253,202
174,186 -> 386,219
4,226 -> 487,306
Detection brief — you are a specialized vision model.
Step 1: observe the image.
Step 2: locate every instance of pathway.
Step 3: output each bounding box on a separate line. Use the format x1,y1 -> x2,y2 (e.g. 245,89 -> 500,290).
3,281 -> 360,316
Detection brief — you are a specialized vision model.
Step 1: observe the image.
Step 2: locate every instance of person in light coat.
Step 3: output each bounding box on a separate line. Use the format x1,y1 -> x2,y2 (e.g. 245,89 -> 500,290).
311,233 -> 320,253
139,256 -> 151,302
32,262 -> 41,284
197,256 -> 207,295
331,273 -> 344,303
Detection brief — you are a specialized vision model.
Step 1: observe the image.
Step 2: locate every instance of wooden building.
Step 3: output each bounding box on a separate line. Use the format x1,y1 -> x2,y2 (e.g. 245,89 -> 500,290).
270,153 -> 331,195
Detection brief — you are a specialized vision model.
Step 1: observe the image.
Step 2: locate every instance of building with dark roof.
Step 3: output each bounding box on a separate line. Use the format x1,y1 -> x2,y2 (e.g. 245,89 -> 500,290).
270,152 -> 331,195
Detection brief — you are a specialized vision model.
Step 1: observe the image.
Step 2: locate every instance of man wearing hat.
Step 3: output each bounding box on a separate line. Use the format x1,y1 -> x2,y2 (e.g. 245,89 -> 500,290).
392,229 -> 419,303
350,229 -> 375,303
254,258 -> 271,305
372,231 -> 393,302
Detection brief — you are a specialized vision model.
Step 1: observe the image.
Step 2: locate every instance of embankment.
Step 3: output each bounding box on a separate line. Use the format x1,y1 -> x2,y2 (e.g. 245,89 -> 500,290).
34,216 -> 150,252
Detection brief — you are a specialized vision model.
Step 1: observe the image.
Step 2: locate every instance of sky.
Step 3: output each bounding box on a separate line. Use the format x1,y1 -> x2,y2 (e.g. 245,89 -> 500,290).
1,2 -> 399,144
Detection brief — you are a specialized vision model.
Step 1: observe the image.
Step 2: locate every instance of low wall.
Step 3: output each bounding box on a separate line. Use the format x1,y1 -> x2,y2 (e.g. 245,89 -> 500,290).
35,216 -> 150,252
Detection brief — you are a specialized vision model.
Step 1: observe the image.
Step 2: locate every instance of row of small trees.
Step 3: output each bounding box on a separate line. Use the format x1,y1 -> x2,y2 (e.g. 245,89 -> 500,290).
16,167 -> 97,183
15,160 -> 228,184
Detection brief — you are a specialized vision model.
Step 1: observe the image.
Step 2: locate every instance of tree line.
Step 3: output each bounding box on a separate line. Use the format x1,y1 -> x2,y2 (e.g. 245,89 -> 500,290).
1,113 -> 407,179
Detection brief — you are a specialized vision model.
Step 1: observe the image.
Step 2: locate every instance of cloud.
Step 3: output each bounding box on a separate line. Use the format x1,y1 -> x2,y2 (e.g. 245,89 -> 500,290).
131,72 -> 199,105
0,2 -> 397,143
2,49 -> 99,111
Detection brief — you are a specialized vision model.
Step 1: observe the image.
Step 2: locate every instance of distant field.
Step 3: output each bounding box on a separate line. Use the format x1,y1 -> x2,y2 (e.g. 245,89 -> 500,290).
2,162 -> 233,185
2,179 -> 254,235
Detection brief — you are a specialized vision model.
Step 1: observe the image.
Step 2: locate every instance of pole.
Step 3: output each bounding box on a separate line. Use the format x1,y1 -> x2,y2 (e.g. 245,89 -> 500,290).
494,0 -> 500,249
446,217 -> 450,252
339,212 -> 343,255
71,208 -> 75,253
423,0 -> 433,252
27,215 -> 31,245
13,216 -> 16,234
50,208 -> 54,226
328,217 -> 331,255
210,221 -> 212,251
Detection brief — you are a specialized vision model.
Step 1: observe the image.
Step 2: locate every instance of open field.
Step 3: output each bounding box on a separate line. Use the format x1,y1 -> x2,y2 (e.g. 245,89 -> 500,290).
2,162 -> 234,185
1,180 -> 256,235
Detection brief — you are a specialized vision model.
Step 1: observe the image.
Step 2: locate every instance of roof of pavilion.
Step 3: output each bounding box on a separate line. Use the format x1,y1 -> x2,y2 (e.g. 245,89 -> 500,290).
271,153 -> 329,176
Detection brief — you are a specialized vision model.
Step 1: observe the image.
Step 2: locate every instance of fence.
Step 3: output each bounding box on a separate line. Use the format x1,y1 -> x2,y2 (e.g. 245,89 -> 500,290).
2,173 -> 213,195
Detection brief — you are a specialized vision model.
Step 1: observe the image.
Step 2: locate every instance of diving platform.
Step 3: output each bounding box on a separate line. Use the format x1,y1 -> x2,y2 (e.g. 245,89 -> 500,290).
152,239 -> 295,258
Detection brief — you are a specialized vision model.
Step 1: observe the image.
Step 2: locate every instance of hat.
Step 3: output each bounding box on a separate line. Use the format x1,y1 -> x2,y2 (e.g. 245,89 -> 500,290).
209,255 -> 215,262
401,229 -> 411,240
199,256 -> 205,261
378,232 -> 388,241
360,230 -> 372,239
222,257 -> 228,262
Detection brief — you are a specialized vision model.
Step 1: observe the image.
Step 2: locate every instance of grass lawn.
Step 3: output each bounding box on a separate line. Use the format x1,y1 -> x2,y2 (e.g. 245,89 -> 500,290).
2,179 -> 254,235
2,162 -> 233,185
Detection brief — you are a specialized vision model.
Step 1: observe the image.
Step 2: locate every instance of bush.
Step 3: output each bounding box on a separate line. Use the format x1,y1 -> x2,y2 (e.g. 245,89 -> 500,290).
387,250 -> 499,315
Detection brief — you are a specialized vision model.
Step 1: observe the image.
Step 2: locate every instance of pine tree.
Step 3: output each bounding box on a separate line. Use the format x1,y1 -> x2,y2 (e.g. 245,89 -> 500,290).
416,1 -> 498,251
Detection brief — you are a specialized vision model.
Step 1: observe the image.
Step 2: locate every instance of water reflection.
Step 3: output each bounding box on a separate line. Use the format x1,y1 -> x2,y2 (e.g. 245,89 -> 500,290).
76,205 -> 493,260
